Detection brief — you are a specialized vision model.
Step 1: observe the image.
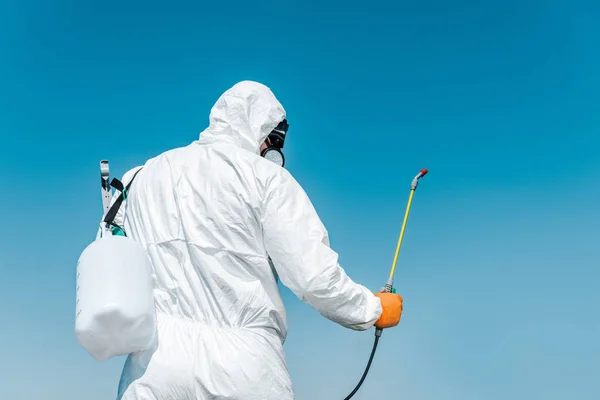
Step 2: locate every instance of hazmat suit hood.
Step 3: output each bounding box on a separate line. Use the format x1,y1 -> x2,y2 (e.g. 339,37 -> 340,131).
199,81 -> 287,154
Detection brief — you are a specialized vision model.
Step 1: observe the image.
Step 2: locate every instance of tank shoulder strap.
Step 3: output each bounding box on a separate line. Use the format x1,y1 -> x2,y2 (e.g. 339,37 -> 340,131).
103,167 -> 143,227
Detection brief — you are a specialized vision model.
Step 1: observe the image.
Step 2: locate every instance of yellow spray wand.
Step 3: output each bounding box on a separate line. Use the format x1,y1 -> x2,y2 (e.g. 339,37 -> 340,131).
382,167 -> 428,295
344,168 -> 429,400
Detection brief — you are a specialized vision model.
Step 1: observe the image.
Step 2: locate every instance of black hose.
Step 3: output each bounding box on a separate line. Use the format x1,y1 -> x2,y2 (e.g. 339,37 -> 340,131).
343,332 -> 381,400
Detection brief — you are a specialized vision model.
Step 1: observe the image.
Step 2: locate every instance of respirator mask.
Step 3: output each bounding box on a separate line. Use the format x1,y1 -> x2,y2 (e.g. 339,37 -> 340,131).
261,118 -> 289,167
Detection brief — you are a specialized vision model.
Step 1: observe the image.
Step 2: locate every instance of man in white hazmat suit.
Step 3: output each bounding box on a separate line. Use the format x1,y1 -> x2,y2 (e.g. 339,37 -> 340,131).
107,80 -> 404,399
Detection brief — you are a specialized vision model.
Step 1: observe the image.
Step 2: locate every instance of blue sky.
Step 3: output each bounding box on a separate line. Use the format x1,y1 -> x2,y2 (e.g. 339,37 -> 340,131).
1,0 -> 599,398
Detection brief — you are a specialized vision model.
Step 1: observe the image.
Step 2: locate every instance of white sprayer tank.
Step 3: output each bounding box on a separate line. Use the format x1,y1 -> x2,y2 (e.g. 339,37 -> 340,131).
75,234 -> 157,361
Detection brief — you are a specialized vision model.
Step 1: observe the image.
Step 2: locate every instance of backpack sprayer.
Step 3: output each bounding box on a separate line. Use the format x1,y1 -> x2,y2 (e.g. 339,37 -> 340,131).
75,160 -> 156,362
343,168 -> 428,400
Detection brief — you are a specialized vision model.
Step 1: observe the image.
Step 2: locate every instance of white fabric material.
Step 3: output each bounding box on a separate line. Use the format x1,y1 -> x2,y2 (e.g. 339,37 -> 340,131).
104,81 -> 382,400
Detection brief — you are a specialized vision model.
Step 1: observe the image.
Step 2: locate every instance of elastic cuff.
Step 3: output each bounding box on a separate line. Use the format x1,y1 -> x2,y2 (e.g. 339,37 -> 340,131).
354,289 -> 383,331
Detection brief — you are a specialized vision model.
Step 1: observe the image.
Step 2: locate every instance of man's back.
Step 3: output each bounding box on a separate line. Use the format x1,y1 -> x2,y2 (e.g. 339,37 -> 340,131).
117,140 -> 294,399
124,141 -> 287,337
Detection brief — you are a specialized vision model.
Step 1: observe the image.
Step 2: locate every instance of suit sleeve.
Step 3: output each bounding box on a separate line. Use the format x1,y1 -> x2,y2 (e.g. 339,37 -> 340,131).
260,170 -> 382,331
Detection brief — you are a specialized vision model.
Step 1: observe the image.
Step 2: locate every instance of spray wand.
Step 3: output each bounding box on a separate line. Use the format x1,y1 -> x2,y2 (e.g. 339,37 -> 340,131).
343,168 -> 428,400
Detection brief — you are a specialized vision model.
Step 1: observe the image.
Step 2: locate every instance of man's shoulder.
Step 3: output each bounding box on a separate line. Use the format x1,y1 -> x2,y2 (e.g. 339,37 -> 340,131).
250,160 -> 308,205
159,142 -> 196,159
144,143 -> 197,168
117,144 -> 194,184
251,154 -> 295,182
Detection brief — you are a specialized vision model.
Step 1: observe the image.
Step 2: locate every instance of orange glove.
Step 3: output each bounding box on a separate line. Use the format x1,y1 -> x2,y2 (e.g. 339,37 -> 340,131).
374,292 -> 403,329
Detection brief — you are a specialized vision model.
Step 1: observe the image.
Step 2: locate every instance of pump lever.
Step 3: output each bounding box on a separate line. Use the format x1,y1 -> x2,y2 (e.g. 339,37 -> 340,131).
100,160 -> 112,216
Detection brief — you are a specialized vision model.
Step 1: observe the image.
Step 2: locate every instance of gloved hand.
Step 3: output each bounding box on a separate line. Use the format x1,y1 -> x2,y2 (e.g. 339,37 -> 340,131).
374,292 -> 403,329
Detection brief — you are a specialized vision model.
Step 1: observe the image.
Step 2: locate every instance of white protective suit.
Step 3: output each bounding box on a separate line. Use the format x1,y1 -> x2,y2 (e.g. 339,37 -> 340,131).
105,81 -> 383,399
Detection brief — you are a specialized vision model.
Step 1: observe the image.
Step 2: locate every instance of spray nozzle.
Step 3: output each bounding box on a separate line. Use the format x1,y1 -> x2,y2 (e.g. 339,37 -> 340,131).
411,168 -> 429,189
